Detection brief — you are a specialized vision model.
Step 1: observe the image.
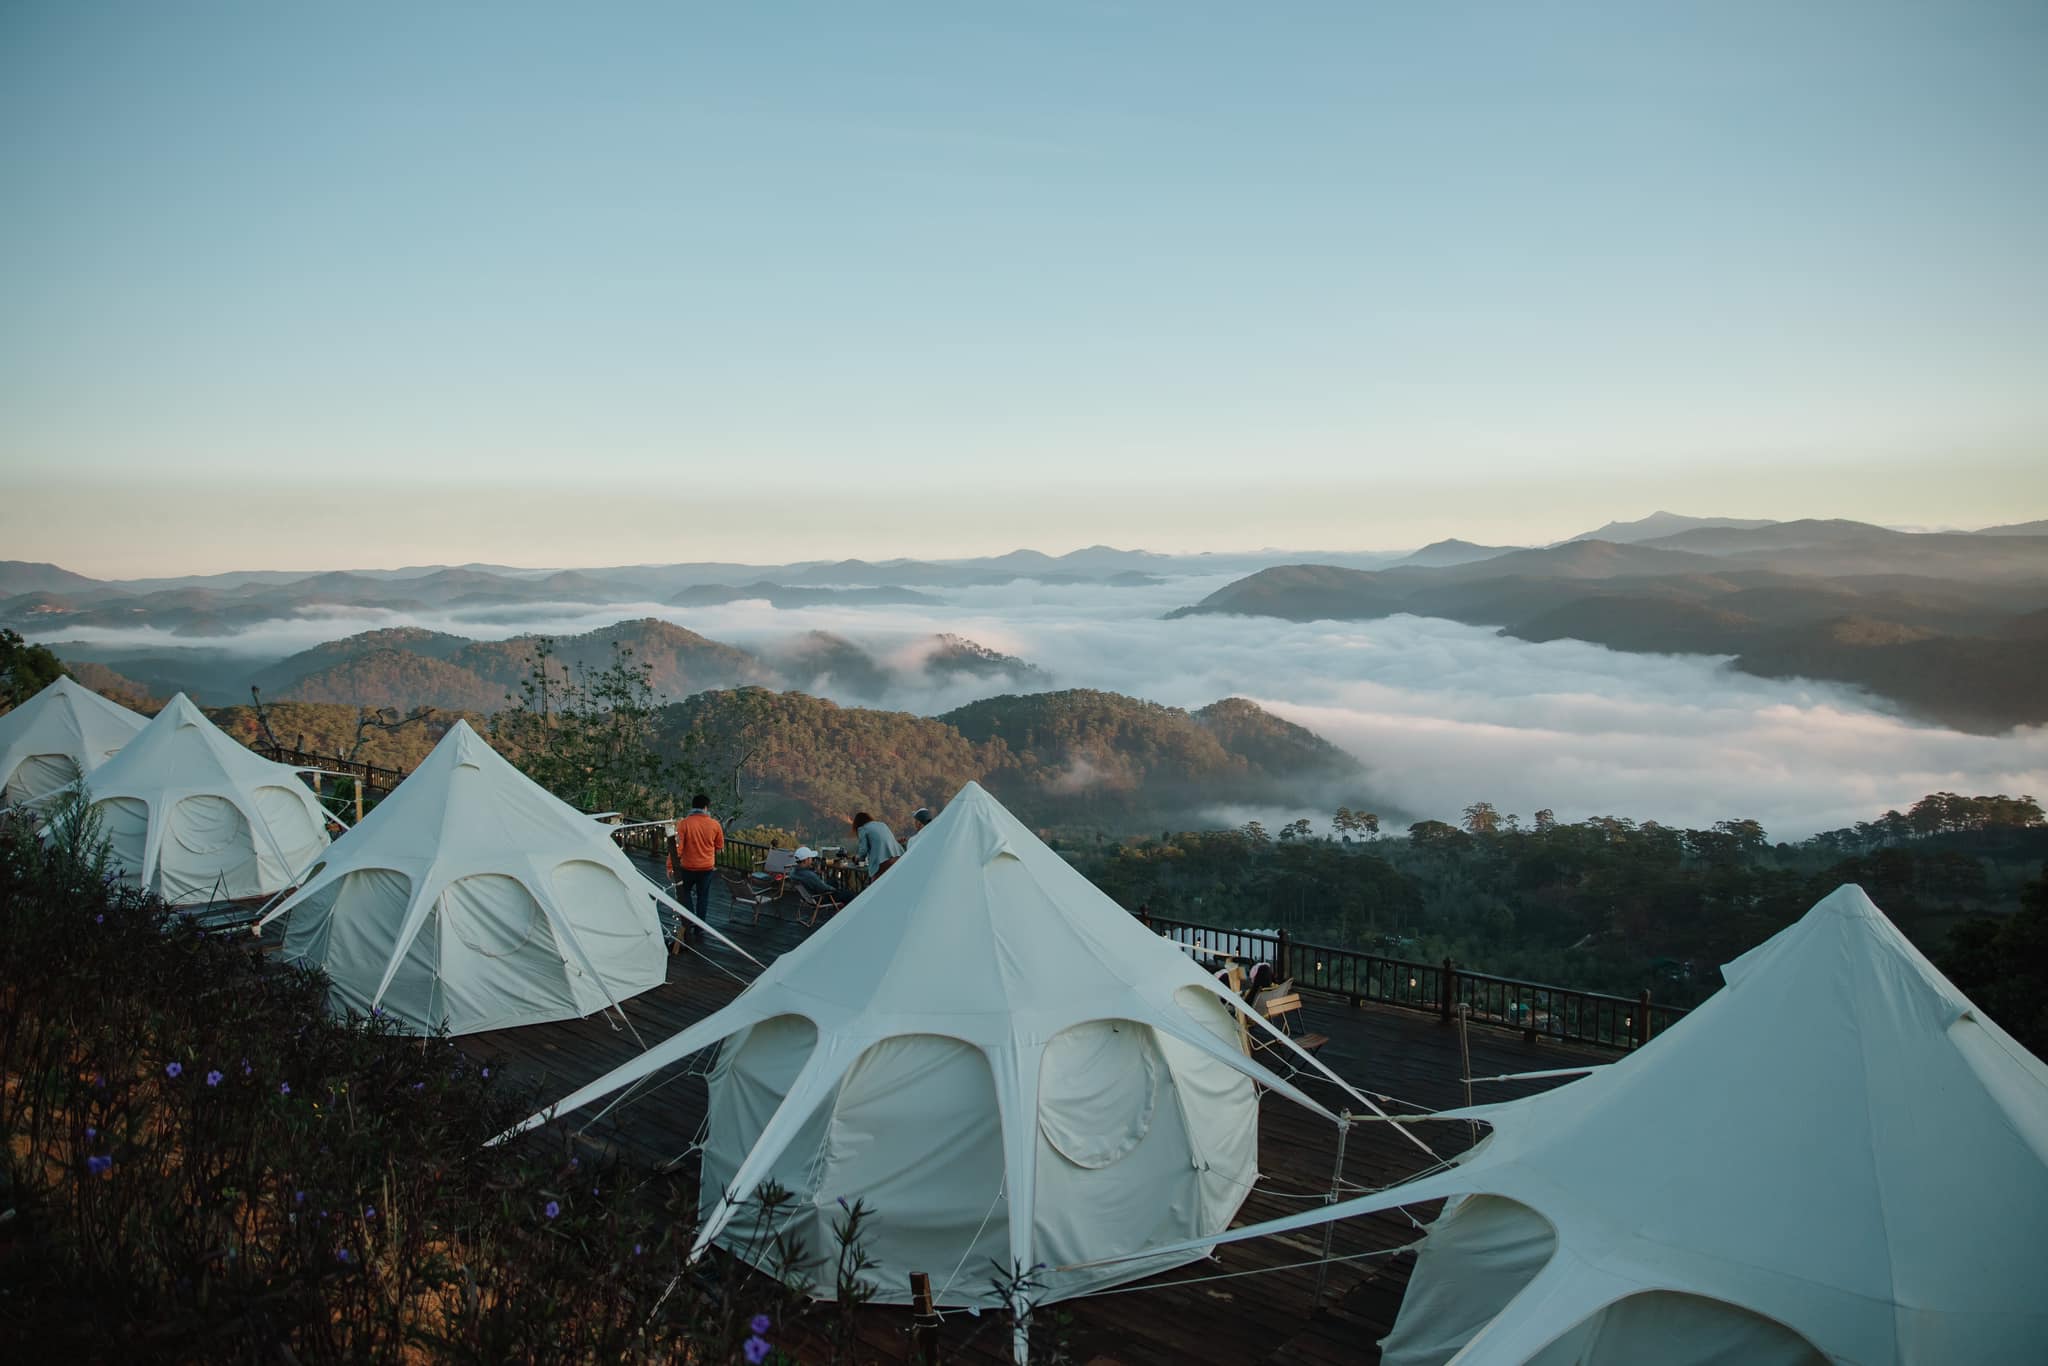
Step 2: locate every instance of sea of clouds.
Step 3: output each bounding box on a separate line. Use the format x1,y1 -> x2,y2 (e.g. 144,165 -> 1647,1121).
39,573 -> 2047,841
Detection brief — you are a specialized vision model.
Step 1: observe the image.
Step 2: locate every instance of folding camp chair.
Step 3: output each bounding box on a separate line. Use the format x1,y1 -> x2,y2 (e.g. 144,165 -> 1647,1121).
793,880 -> 843,928
719,867 -> 783,925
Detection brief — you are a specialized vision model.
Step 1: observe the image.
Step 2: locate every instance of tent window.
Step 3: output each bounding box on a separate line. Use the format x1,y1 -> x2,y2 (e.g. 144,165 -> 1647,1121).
4,753 -> 80,804
445,874 -> 547,959
1039,1020 -> 1161,1169
551,859 -> 655,941
1526,1291 -> 1826,1366
169,794 -> 250,856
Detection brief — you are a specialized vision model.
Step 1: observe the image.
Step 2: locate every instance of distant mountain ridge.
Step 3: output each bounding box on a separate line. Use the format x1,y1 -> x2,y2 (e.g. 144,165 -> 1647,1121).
1170,520 -> 2048,732
1391,539 -> 1524,568
1566,512 -> 1779,544
53,617 -> 1058,715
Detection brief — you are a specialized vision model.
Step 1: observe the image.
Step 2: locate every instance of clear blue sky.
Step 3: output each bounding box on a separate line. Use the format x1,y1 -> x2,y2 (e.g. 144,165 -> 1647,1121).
3,1 -> 2045,575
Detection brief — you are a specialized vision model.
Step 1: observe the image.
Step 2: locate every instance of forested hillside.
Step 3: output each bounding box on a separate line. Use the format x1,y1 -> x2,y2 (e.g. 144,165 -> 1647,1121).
658,687 -> 1354,834
1066,794 -> 2048,1045
207,701 -> 481,770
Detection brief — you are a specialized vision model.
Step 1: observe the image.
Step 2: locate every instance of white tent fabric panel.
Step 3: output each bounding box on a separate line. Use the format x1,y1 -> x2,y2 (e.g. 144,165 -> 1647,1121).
1523,1292 -> 1826,1366
437,874 -> 582,1032
99,796 -> 150,882
161,795 -> 259,901
0,676 -> 147,809
1380,1195 -> 1556,1366
701,1016 -> 834,1255
253,784 -> 328,885
3,752 -> 80,806
1155,990 -> 1262,1240
1034,1029 -> 1210,1298
1038,1020 -> 1159,1169
291,869 -> 420,1018
550,858 -> 667,996
706,1028 -> 1016,1302
819,1036 -> 1011,1293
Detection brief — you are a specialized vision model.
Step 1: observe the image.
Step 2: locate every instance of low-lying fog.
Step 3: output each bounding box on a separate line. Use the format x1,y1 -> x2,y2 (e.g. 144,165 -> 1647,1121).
40,574 -> 2047,841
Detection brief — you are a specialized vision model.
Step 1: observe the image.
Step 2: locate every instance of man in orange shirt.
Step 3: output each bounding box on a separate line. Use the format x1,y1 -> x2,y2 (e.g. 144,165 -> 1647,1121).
670,792 -> 724,949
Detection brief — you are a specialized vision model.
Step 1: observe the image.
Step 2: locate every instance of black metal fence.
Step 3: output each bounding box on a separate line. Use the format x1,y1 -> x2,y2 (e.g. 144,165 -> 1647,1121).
1140,910 -> 1687,1051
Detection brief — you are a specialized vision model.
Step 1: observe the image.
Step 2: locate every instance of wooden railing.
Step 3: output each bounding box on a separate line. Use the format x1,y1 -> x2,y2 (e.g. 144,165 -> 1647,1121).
254,744 -> 409,800
1139,910 -> 1688,1052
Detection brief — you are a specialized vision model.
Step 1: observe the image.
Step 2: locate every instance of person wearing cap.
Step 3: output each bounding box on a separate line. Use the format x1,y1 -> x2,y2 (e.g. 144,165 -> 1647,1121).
787,846 -> 837,899
907,806 -> 936,842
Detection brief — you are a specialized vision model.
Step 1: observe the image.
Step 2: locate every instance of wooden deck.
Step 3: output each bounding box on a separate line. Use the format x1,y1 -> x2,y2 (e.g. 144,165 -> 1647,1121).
459,886 -> 1609,1365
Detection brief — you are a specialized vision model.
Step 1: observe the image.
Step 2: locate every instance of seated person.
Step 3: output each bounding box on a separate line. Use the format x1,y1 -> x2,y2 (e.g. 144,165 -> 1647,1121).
787,846 -> 839,900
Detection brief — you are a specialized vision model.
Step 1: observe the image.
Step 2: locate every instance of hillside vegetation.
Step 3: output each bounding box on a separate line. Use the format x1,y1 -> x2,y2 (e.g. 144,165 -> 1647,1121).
664,686 -> 1361,836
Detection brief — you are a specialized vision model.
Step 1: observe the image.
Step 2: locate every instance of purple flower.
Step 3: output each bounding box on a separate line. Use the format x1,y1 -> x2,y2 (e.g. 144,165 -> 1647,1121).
279,1082 -> 291,1096
84,1126 -> 97,1140
294,1190 -> 305,1204
242,1059 -> 252,1076
411,1081 -> 424,1091
86,1155 -> 112,1176
480,1067 -> 490,1078
336,1247 -> 352,1265
205,1070 -> 223,1087
544,1200 -> 560,1219
364,1206 -> 376,1220
165,1061 -> 183,1079
750,1313 -> 772,1335
95,913 -> 104,924
744,1335 -> 771,1364
91,1072 -> 105,1089
633,1243 -> 643,1256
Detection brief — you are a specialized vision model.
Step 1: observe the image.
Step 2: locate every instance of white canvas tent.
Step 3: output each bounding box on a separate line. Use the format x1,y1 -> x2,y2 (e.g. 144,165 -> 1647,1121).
1094,885 -> 2048,1365
500,782 -> 1381,1354
256,720 -> 753,1036
0,674 -> 148,807
81,693 -> 331,904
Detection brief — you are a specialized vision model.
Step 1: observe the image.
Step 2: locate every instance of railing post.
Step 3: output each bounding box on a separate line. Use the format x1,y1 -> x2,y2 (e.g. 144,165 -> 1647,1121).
1440,957 -> 1455,1025
1275,928 -> 1290,982
1637,989 -> 1653,1048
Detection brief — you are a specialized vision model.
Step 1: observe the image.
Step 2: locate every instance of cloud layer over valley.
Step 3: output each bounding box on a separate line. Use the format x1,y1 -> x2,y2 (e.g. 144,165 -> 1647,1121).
33,575 -> 2046,841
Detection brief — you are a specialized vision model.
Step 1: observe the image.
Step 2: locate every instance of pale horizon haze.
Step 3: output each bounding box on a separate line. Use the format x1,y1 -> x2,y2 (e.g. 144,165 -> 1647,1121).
4,1 -> 2046,577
